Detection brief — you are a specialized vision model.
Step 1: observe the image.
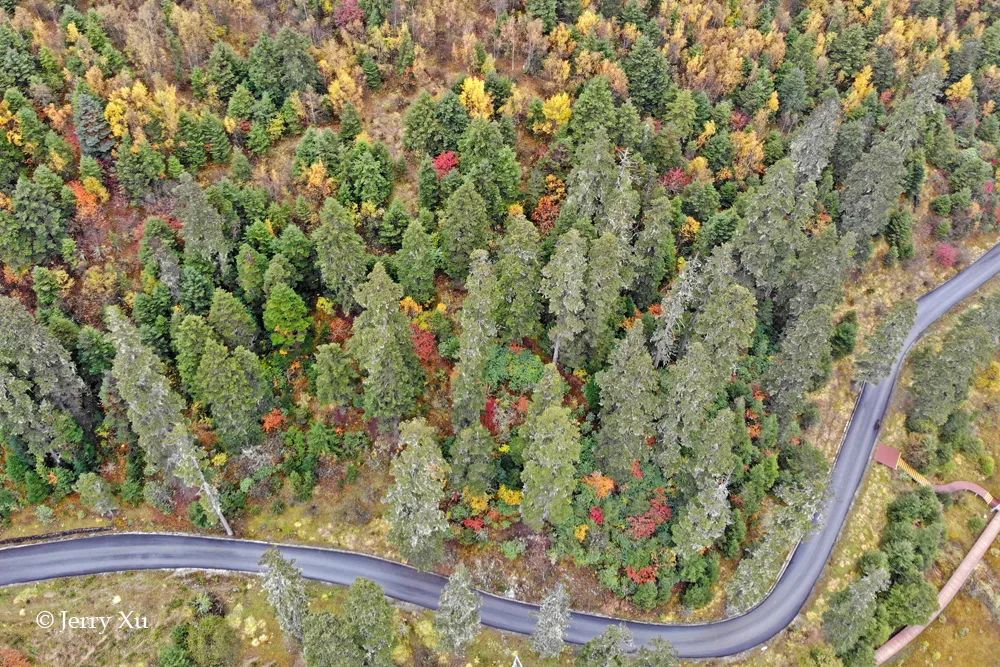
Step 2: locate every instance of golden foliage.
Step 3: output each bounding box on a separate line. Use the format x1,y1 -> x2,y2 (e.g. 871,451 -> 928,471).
946,74 -> 974,102
843,66 -> 875,112
497,485 -> 523,506
582,472 -> 614,499
459,76 -> 493,119
533,92 -> 573,135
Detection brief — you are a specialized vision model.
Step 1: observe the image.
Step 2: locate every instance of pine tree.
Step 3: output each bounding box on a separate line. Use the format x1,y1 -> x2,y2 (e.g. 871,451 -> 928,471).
313,343 -> 356,409
207,289 -> 258,351
106,307 -> 231,534
521,404 -> 581,530
531,583 -> 570,658
175,174 -> 230,272
435,564 -> 481,654
595,325 -> 659,479
577,624 -> 634,667
349,264 -> 424,424
312,197 -> 369,312
855,299 -> 917,385
173,314 -> 217,397
403,90 -> 441,154
0,169 -> 67,269
439,180 -> 490,280
258,548 -> 309,644
74,473 -> 118,516
384,418 -> 450,569
451,250 -> 499,430
541,229 -> 587,366
582,231 -> 628,363
449,423 -> 494,493
567,76 -> 617,142
72,86 -> 114,157
195,338 -> 266,451
0,296 -> 85,464
623,35 -> 670,116
395,217 -> 437,303
496,214 -> 542,342
263,282 -> 310,348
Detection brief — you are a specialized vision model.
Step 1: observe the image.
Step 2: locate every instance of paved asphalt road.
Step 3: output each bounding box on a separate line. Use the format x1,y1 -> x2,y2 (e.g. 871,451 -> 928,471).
3,242 -> 1000,659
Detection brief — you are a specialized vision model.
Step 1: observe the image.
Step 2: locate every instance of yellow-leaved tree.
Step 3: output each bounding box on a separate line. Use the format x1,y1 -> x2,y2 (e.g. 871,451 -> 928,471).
459,76 -> 493,119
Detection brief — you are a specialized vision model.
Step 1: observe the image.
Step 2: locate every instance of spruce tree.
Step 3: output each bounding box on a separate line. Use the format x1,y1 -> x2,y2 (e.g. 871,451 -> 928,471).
496,214 -> 542,342
313,343 -> 356,409
395,217 -> 437,303
449,423 -> 494,493
438,179 -> 490,280
567,76 -> 617,142
263,282 -> 310,348
349,264 -> 424,424
855,299 -> 917,385
595,325 -> 659,479
531,583 -> 570,658
583,231 -> 628,363
175,174 -> 230,273
72,86 -> 114,157
258,548 -> 309,644
451,250 -> 499,430
521,404 -> 581,530
0,170 -> 67,269
173,314 -> 217,397
435,564 -> 481,654
403,90 -> 441,154
577,624 -> 634,667
194,338 -> 266,451
384,418 -> 450,569
207,289 -> 258,351
312,197 -> 369,312
541,229 -> 587,366
623,35 -> 670,116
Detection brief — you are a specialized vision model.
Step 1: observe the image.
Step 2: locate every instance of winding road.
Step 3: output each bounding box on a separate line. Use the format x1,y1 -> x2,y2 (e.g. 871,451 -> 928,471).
3,242 -> 1000,659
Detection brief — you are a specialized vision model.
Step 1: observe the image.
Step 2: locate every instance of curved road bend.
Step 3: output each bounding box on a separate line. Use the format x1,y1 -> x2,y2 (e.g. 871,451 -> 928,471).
3,242 -> 1000,659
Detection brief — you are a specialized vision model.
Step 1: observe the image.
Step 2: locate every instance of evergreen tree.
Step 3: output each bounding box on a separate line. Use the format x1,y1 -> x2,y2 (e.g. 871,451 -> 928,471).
438,180 -> 490,279
632,639 -> 681,667
173,314 -> 216,397
624,35 -> 670,116
0,169 -> 67,269
175,174 -> 230,273
236,243 -> 267,306
458,119 -> 521,219
384,418 -> 450,569
577,624 -> 634,667
855,299 -> 917,385
313,342 -> 356,409
72,86 -> 114,157
451,250 -> 499,430
349,263 -> 424,424
823,567 -> 890,659
595,325 -> 659,479
207,289 -> 258,351
206,42 -> 247,101
304,578 -> 396,667
194,338 -> 266,451
0,296 -> 85,464
531,583 -> 570,658
106,307 -> 231,534
582,231 -> 628,363
258,548 -> 309,644
403,90 -> 441,154
496,214 -> 542,342
74,472 -> 118,515
435,90 -> 470,152
395,217 -> 437,303
766,301 -> 834,421
449,423 -> 494,493
632,195 -> 679,308
521,404 -> 581,530
567,77 -> 617,142
263,282 -> 310,348
312,198 -> 369,312
541,229 -> 588,366
435,564 -> 481,654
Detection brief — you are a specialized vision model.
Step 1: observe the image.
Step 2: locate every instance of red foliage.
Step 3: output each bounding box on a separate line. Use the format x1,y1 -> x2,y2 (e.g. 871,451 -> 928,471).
410,324 -> 438,363
0,647 -> 32,667
933,242 -> 959,268
589,506 -> 605,525
262,408 -> 286,433
514,394 -> 530,413
624,564 -> 658,584
531,195 -> 561,235
68,180 -> 98,214
462,516 -> 485,531
483,396 -> 499,435
433,151 -> 459,177
660,167 -> 691,194
730,109 -> 750,130
626,488 -> 672,539
334,0 -> 365,28
630,460 -> 645,479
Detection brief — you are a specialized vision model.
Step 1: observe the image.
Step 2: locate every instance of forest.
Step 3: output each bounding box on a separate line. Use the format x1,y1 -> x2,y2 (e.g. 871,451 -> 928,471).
1,0 -> 1000,664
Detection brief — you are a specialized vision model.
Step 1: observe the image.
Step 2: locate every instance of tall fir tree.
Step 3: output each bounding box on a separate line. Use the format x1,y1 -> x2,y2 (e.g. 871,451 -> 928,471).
349,263 -> 424,424
258,548 -> 309,644
521,404 -> 581,530
438,180 -> 490,280
435,564 -> 481,654
855,299 -> 917,385
496,214 -> 542,342
451,250 -> 499,430
312,197 -> 370,312
541,229 -> 588,366
395,217 -> 437,303
384,418 -> 450,569
531,583 -> 570,658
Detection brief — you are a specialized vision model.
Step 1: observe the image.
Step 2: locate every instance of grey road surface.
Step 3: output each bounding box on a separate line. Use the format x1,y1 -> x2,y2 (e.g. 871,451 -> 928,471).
3,242 -> 1000,659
